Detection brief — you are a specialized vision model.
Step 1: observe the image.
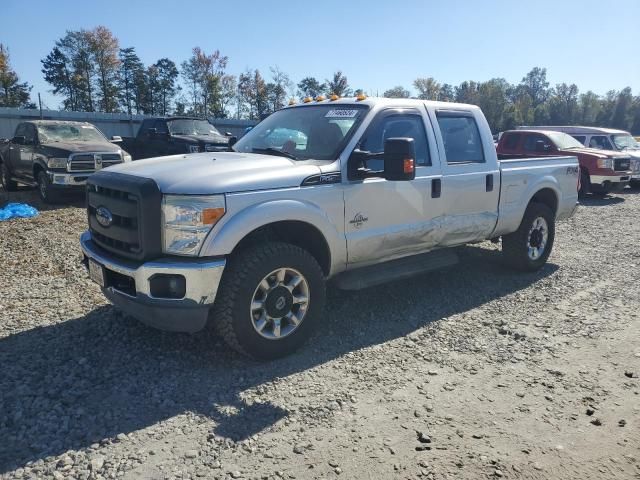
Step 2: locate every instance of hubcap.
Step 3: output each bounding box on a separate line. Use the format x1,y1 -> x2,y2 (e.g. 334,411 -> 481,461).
527,216 -> 548,261
250,268 -> 310,340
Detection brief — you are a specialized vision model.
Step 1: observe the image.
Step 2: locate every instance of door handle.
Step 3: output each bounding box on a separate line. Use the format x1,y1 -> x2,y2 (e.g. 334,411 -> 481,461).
431,178 -> 441,198
486,174 -> 494,192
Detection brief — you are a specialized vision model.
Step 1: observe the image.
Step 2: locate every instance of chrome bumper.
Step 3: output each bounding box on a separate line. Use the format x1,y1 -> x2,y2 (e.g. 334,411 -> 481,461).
80,231 -> 225,332
48,171 -> 91,186
590,174 -> 631,185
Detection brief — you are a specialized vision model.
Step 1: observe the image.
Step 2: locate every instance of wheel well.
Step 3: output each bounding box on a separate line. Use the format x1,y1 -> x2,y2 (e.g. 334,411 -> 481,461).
530,188 -> 558,214
232,221 -> 331,276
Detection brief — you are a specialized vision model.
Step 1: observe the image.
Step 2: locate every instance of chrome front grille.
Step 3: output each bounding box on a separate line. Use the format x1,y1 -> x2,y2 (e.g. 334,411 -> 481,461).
614,157 -> 631,171
68,152 -> 122,172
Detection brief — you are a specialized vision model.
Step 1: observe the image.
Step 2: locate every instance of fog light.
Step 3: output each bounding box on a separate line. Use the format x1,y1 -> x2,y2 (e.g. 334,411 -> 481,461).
149,274 -> 186,299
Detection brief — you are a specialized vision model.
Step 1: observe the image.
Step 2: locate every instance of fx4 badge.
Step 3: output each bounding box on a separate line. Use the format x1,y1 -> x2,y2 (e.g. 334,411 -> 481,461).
566,166 -> 579,176
349,213 -> 368,229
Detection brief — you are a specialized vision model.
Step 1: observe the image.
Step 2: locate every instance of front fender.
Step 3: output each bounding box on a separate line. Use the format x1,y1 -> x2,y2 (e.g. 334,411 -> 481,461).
200,198 -> 347,275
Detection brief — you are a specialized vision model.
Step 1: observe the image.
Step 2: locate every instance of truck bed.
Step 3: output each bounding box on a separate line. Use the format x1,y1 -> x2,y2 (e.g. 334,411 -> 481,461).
493,155 -> 579,237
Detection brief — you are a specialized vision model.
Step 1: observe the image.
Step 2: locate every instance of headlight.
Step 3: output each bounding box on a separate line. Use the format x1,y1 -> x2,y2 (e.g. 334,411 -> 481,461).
47,157 -> 68,169
123,154 -> 132,162
162,195 -> 225,256
596,158 -> 614,169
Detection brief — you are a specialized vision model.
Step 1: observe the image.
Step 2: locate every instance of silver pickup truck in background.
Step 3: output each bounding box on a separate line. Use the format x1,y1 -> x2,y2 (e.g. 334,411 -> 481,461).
80,97 -> 579,358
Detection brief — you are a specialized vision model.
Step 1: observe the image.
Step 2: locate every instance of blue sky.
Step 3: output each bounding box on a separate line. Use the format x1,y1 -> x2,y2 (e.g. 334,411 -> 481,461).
2,0 -> 639,109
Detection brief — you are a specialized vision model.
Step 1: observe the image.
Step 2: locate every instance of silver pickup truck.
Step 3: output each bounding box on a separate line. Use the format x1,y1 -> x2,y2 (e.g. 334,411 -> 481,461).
81,97 -> 579,358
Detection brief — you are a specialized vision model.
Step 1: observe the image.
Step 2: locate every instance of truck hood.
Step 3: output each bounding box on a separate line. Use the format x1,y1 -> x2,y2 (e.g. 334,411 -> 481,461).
104,151 -> 323,194
41,141 -> 123,154
560,147 -> 630,158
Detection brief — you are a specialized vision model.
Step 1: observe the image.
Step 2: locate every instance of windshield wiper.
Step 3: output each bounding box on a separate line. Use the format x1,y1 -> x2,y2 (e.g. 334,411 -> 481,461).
252,147 -> 298,160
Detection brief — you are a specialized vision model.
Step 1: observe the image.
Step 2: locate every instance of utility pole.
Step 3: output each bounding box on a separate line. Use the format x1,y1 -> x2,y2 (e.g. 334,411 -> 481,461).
38,93 -> 43,119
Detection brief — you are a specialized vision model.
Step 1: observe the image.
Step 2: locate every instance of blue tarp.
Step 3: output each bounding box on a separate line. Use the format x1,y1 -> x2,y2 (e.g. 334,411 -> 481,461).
0,203 -> 39,221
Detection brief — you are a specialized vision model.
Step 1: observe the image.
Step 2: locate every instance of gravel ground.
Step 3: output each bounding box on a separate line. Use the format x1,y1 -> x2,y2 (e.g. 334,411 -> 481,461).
1,187 -> 639,480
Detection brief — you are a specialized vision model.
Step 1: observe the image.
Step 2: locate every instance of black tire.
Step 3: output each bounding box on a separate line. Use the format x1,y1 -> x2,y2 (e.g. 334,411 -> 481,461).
578,169 -> 590,198
502,202 -> 555,272
36,170 -> 58,203
0,162 -> 18,191
630,180 -> 640,189
213,242 -> 326,359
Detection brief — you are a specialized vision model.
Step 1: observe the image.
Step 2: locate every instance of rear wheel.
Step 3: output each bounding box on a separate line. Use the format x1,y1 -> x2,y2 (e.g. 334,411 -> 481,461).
0,162 -> 18,191
502,202 -> 555,272
213,242 -> 326,359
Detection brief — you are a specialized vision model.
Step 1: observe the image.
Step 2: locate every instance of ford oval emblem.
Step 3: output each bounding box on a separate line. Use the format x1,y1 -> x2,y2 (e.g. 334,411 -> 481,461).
96,206 -> 113,228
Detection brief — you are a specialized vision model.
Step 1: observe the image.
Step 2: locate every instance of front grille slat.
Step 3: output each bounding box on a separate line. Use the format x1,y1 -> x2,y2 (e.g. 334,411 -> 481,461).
69,152 -> 123,172
614,158 -> 631,171
87,172 -> 162,261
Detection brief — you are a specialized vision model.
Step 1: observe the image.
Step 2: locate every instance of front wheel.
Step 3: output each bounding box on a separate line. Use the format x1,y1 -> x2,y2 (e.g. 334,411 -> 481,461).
36,171 -> 58,203
213,242 -> 326,359
502,202 -> 555,271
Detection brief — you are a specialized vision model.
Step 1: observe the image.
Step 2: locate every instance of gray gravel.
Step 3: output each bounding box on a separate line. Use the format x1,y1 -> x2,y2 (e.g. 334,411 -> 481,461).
1,187 -> 639,480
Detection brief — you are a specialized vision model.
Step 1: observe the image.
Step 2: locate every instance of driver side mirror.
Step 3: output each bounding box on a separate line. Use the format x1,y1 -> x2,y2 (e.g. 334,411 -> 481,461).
12,135 -> 26,145
227,136 -> 237,148
384,137 -> 416,181
111,135 -> 122,143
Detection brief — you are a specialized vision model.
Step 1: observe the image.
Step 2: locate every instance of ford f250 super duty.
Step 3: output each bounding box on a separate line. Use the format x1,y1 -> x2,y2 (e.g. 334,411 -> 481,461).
80,97 -> 579,359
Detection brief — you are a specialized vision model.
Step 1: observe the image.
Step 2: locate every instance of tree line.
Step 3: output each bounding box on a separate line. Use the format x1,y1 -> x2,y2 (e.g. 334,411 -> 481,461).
1,27 -> 639,134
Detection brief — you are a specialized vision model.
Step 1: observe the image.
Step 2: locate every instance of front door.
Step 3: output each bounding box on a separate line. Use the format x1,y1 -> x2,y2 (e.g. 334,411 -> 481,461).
12,123 -> 36,178
427,108 -> 499,246
344,108 -> 444,267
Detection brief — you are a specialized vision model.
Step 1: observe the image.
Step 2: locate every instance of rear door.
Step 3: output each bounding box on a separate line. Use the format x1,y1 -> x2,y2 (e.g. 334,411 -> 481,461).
427,108 -> 499,246
343,107 -> 444,266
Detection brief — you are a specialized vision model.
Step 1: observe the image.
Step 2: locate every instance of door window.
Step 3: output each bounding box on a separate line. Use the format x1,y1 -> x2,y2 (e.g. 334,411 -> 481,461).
14,123 -> 27,139
572,135 -> 586,145
589,135 -> 614,150
359,113 -> 431,170
522,134 -> 550,152
435,112 -> 485,163
154,120 -> 169,134
24,124 -> 37,145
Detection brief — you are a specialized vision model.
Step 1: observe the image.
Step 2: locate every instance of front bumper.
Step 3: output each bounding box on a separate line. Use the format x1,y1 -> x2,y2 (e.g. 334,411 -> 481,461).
48,171 -> 91,187
590,173 -> 631,185
80,231 -> 225,332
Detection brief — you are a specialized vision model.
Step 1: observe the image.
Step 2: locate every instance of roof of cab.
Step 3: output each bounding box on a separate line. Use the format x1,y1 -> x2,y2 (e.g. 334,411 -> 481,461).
27,120 -> 94,126
282,96 -> 480,111
517,125 -> 630,135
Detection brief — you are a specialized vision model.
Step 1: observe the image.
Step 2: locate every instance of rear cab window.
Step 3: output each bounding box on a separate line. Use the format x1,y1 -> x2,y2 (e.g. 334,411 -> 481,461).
522,134 -> 551,152
435,111 -> 485,164
502,132 -> 521,150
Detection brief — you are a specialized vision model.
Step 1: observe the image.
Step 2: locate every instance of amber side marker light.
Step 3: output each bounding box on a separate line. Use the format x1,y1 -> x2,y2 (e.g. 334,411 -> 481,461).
403,158 -> 415,174
202,207 -> 225,225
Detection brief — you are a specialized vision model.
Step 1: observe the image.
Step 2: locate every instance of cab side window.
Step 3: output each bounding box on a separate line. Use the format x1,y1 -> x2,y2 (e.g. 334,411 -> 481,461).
589,135 -> 613,150
14,123 -> 27,139
522,134 -> 550,152
154,120 -> 169,134
435,112 -> 485,163
24,124 -> 37,145
359,113 -> 431,170
572,135 -> 586,145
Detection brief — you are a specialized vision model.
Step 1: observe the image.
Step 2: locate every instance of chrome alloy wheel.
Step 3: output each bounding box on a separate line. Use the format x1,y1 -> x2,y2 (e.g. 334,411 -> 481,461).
527,216 -> 548,261
250,268 -> 310,340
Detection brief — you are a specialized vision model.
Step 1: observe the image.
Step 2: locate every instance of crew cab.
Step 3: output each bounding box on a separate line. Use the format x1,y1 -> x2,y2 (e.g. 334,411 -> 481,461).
0,120 -> 131,202
80,97 -> 578,359
497,129 -> 632,196
121,117 -> 233,160
517,126 -> 640,187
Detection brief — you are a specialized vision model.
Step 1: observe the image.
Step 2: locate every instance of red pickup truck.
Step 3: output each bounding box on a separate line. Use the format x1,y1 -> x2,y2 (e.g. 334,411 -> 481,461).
497,130 -> 632,196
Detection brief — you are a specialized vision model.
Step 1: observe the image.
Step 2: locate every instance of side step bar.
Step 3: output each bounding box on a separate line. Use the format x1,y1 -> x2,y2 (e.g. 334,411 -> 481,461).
334,249 -> 459,290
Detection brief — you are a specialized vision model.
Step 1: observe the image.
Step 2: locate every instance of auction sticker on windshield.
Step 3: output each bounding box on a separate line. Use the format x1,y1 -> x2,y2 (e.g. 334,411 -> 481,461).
325,109 -> 359,118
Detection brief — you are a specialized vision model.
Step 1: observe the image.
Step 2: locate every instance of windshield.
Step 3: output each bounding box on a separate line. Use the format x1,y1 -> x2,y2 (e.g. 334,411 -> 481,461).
168,119 -> 222,136
546,131 -> 584,150
612,134 -> 640,150
37,124 -> 107,143
233,104 -> 369,160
